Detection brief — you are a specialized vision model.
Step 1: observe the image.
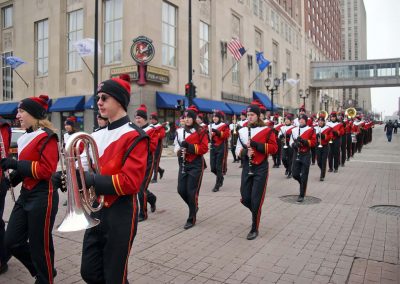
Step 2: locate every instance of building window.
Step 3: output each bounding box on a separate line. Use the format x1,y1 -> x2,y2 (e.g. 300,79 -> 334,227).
199,21 -> 209,76
67,9 -> 83,72
255,30 -> 263,91
35,19 -> 49,77
162,2 -> 177,67
2,5 -> 12,28
272,41 -> 279,79
2,51 -> 13,101
231,15 -> 241,85
104,0 -> 123,65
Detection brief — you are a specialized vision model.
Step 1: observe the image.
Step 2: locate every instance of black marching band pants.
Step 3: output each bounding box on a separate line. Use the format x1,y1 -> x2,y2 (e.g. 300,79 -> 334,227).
346,133 -> 352,160
328,138 -> 341,171
356,132 -> 363,153
210,143 -> 226,186
177,157 -> 205,225
240,157 -> 269,232
272,138 -> 282,167
138,154 -> 157,219
0,177 -> 9,267
81,195 -> 138,284
281,146 -> 293,175
152,140 -> 163,181
316,145 -> 329,178
292,151 -> 311,198
230,134 -> 238,162
311,146 -> 316,164
341,134 -> 347,165
5,184 -> 59,284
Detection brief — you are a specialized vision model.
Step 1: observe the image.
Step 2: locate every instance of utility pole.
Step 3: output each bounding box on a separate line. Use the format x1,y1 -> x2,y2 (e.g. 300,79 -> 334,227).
93,0 -> 99,130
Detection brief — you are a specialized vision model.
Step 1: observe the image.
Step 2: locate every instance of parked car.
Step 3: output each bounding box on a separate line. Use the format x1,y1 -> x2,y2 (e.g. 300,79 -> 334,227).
9,128 -> 25,159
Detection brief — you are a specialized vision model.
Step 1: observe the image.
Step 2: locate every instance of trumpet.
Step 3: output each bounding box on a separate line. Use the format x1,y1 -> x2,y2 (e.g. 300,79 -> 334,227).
0,134 -> 15,202
317,127 -> 323,148
57,132 -> 104,232
281,127 -> 288,149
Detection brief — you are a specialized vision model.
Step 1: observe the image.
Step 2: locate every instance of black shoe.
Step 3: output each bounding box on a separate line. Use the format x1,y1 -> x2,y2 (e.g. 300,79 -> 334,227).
285,169 -> 289,176
151,179 -> 157,184
219,176 -> 224,187
0,263 -> 8,275
246,230 -> 258,240
320,177 -> 324,181
334,169 -> 338,173
150,198 -> 157,213
276,165 -> 280,168
328,169 -> 333,172
239,164 -> 243,168
184,221 -> 194,230
34,269 -> 57,283
63,200 -> 67,206
297,196 -> 304,202
312,162 -> 315,165
287,173 -> 292,179
212,186 -> 220,192
138,215 -> 147,222
159,169 -> 165,179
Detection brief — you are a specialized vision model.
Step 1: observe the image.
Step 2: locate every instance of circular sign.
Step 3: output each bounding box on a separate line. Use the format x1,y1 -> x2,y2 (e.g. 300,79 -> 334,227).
130,36 -> 155,64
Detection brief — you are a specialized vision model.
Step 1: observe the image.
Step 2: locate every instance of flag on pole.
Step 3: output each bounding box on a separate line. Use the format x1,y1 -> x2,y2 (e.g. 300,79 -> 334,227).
227,38 -> 246,61
73,38 -> 100,56
5,56 -> 26,69
286,78 -> 300,86
255,52 -> 270,72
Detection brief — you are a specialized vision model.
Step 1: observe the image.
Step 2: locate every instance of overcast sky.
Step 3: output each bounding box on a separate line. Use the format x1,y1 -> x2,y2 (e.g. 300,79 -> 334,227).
364,0 -> 400,117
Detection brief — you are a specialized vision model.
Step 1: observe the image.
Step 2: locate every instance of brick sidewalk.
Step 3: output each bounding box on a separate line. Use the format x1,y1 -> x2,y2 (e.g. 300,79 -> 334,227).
1,125 -> 399,284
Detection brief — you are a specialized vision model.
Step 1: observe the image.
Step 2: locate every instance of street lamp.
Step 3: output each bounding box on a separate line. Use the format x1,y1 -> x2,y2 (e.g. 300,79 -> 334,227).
264,77 -> 280,116
299,88 -> 309,107
323,94 -> 329,111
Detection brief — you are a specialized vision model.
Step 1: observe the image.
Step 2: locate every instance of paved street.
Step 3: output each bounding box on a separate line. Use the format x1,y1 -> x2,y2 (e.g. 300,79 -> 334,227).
1,125 -> 399,284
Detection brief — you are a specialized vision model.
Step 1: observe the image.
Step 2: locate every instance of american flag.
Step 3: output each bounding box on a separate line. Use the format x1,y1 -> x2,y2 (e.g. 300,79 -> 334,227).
227,38 -> 246,61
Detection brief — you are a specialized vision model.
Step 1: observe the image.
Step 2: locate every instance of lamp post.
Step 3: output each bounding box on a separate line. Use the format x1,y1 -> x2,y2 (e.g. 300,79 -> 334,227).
93,0 -> 99,130
264,77 -> 280,116
323,94 -> 329,111
299,88 -> 309,108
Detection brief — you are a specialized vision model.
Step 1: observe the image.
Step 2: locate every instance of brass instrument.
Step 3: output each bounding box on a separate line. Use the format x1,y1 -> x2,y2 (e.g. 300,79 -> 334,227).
281,127 -> 289,149
233,115 -> 237,135
248,127 -> 254,175
316,111 -> 328,148
181,130 -> 186,174
57,132 -> 104,232
317,127 -> 323,148
345,107 -> 357,119
0,134 -> 15,202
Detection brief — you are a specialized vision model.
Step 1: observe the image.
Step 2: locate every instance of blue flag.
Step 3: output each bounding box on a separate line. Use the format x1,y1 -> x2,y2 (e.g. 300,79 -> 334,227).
5,56 -> 26,69
256,52 -> 270,72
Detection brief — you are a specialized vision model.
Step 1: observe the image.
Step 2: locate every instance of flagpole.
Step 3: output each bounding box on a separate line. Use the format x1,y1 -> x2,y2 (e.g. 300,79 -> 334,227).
222,60 -> 239,81
248,69 -> 265,88
66,35 -> 94,77
13,69 -> 29,88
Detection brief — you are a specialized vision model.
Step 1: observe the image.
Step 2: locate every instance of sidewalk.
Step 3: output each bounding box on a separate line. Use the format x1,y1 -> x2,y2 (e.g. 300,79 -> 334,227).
1,125 -> 399,284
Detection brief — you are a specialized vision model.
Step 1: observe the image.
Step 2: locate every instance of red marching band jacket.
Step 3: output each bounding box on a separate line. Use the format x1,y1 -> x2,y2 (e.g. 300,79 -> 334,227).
344,120 -> 353,134
210,123 -> 230,147
289,126 -> 317,153
17,129 -> 58,190
0,119 -> 11,178
279,125 -> 295,146
142,124 -> 158,154
314,125 -> 333,146
236,126 -> 278,165
351,120 -> 363,134
174,127 -> 209,163
326,121 -> 344,140
153,123 -> 166,142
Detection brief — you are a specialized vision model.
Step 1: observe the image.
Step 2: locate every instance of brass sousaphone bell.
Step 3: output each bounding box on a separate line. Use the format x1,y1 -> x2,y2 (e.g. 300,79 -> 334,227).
345,107 -> 357,119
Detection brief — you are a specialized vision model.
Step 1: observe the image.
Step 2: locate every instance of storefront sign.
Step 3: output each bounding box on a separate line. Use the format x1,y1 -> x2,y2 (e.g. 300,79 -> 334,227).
110,65 -> 138,81
130,36 -> 155,64
146,65 -> 169,84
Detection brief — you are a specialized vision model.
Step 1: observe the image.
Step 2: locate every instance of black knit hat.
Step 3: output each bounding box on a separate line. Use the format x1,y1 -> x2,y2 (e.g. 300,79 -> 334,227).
246,104 -> 260,116
97,78 -> 131,111
19,94 -> 49,119
299,114 -> 308,121
184,105 -> 198,121
136,104 -> 147,120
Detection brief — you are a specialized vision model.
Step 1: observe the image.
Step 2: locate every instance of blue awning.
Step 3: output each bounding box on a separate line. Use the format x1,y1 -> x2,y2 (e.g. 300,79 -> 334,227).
253,91 -> 279,110
193,98 -> 232,114
156,92 -> 187,109
0,102 -> 18,115
49,96 -> 85,112
226,102 -> 247,115
85,96 -> 95,109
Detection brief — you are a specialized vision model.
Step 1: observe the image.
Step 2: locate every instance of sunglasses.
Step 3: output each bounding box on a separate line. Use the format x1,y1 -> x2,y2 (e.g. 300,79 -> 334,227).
96,94 -> 110,103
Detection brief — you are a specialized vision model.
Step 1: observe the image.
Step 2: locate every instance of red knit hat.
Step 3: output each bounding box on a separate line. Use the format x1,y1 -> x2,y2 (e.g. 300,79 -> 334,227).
65,116 -> 77,126
19,94 -> 49,119
97,78 -> 131,111
119,73 -> 131,83
185,105 -> 198,120
136,104 -> 147,120
150,112 -> 158,120
330,111 -> 337,117
213,110 -> 225,120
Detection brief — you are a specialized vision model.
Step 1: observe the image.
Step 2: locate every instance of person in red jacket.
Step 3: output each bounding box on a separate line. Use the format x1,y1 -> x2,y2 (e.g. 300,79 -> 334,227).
290,114 -> 317,202
279,114 -> 295,178
315,114 -> 332,181
327,111 -> 344,173
150,113 -> 166,183
0,117 -> 11,275
54,78 -> 149,283
209,110 -> 230,192
174,106 -> 208,229
1,95 -> 59,283
236,104 -> 278,240
135,104 -> 158,222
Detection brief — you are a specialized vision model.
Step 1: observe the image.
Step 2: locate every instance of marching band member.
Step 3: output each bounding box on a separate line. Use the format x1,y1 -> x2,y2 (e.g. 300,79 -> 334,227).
54,78 -> 149,283
290,114 -> 317,202
279,114 -> 295,178
2,95 -> 59,283
327,111 -> 344,173
338,112 -> 348,166
315,114 -> 332,181
238,110 -> 247,169
344,115 -> 353,161
0,116 -> 11,275
357,116 -> 365,153
310,114 -> 317,165
236,104 -> 277,240
174,106 -> 208,229
150,112 -> 165,183
229,114 -> 240,163
272,113 -> 283,168
293,105 -> 306,127
63,116 -> 78,146
135,104 -> 158,222
95,113 -> 109,131
351,115 -> 362,156
209,110 -> 230,192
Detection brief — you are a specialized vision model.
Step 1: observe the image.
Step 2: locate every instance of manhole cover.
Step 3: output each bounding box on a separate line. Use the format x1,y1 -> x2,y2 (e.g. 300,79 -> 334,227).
370,205 -> 400,217
279,195 -> 321,205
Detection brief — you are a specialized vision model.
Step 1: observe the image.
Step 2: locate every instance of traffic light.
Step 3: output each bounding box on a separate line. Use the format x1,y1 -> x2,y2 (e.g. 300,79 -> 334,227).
184,82 -> 197,99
